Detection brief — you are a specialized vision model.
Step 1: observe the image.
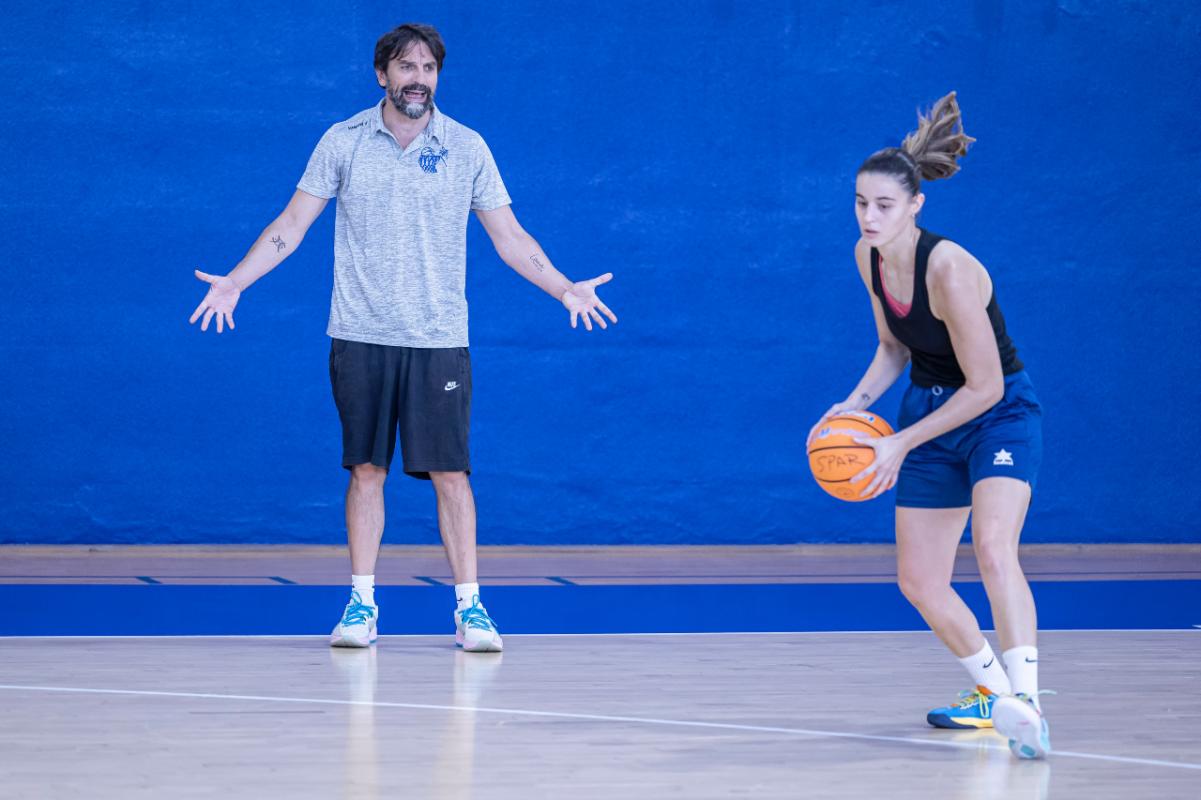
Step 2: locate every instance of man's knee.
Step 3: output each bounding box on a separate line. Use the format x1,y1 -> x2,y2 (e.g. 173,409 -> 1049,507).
349,463 -> 388,489
429,470 -> 470,494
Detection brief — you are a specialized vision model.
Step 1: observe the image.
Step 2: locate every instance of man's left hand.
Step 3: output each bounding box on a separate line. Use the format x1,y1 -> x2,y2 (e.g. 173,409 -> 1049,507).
561,273 -> 618,331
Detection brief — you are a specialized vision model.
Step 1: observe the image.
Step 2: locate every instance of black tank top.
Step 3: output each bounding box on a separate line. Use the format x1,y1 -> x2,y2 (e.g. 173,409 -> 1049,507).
870,228 -> 1023,388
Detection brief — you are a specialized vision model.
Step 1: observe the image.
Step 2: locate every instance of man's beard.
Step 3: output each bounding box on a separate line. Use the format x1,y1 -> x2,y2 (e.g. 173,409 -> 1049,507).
388,82 -> 434,119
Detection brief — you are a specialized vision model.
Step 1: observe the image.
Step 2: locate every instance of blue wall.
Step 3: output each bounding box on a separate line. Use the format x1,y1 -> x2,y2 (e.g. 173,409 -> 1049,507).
3,1 -> 1199,544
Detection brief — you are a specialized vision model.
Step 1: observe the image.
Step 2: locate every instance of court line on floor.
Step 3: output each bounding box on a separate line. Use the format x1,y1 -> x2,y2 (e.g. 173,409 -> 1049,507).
1,628 -> 1198,640
6,571 -> 1200,582
0,683 -> 1197,772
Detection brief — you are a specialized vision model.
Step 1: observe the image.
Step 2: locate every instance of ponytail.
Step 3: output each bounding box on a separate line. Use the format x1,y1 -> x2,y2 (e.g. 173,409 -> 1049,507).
858,91 -> 976,195
901,91 -> 975,182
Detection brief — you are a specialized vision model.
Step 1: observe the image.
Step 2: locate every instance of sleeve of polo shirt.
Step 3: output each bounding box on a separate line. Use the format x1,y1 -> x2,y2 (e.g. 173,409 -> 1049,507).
296,126 -> 344,200
470,137 -> 512,211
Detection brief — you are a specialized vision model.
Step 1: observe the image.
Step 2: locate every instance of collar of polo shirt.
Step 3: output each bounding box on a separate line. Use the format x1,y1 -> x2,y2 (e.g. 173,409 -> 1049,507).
372,98 -> 446,145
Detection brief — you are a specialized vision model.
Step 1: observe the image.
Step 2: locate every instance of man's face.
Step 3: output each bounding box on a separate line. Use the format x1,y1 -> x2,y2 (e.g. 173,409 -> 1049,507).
376,40 -> 439,120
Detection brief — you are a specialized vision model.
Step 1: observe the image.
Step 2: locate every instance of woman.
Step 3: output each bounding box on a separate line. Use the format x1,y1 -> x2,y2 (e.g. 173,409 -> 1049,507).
809,92 -> 1049,759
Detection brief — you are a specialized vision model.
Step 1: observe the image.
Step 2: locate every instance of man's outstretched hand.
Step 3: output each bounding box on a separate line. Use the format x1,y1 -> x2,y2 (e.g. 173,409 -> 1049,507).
561,273 -> 617,331
189,270 -> 242,333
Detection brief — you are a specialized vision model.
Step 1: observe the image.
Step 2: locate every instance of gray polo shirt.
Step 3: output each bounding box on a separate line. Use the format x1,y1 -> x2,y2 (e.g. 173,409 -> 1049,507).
297,101 -> 511,347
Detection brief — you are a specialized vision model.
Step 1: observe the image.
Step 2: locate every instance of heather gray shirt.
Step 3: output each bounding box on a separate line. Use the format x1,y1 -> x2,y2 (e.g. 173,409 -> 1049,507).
297,101 -> 511,347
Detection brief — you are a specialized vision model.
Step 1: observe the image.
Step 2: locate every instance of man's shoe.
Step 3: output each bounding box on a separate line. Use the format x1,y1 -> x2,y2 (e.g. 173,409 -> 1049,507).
455,595 -> 503,652
330,590 -> 378,648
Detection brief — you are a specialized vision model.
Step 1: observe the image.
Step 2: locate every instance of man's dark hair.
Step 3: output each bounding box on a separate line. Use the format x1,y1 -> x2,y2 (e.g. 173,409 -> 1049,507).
374,23 -> 446,74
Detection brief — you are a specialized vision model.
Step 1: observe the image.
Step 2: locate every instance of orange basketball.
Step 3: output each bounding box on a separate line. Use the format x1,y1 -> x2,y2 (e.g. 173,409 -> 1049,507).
808,411 -> 895,502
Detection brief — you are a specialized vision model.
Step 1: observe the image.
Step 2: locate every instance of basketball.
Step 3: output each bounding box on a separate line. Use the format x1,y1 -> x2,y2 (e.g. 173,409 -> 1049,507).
808,411 -> 895,502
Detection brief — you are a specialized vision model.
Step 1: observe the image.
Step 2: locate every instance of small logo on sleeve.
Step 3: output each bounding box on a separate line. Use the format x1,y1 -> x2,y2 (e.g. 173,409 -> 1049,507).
993,449 -> 1014,466
444,381 -> 460,392
419,146 -> 449,174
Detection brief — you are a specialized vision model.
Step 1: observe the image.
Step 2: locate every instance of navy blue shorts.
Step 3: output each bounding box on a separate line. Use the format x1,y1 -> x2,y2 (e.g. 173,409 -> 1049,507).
896,371 -> 1043,508
329,339 -> 472,479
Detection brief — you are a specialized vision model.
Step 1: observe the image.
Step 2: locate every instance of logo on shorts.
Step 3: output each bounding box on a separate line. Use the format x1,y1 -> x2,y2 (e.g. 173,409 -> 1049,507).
419,146 -> 449,174
444,381 -> 460,392
993,449 -> 1014,466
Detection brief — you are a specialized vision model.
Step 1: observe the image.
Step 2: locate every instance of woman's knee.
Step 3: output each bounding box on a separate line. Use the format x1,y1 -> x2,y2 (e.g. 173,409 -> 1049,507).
897,569 -> 952,609
972,533 -> 1021,584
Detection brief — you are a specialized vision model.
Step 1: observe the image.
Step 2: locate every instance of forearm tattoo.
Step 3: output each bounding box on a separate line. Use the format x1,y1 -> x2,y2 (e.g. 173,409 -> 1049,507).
271,235 -> 287,253
530,254 -> 546,273
858,392 -> 871,405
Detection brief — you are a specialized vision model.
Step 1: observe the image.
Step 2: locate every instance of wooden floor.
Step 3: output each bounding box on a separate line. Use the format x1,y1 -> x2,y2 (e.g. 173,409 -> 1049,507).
3,543 -> 1199,585
0,631 -> 1198,798
2,545 -> 1199,797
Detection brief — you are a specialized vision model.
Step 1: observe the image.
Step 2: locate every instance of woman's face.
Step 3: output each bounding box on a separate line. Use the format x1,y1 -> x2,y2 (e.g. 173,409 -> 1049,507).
855,172 -> 923,247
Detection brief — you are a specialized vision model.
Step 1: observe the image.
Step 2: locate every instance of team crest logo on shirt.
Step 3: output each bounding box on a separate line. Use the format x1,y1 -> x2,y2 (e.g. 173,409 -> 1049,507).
419,146 -> 449,174
993,449 -> 1014,466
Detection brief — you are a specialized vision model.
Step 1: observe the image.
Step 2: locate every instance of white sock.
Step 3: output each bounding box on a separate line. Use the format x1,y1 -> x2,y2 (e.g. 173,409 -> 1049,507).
455,582 -> 480,611
351,574 -> 375,608
1003,646 -> 1040,708
957,641 -> 1012,695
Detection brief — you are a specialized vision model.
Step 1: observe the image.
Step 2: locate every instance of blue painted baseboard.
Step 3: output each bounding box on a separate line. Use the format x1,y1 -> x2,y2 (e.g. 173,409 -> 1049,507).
2,581 -> 1196,636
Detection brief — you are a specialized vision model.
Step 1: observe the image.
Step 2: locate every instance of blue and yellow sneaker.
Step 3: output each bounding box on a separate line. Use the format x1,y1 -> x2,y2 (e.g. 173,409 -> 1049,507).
926,686 -> 997,729
455,595 -> 503,652
330,590 -> 378,648
993,693 -> 1051,760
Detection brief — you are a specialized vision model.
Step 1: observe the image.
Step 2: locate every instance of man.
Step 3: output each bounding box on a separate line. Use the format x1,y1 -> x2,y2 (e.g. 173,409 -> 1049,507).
189,23 -> 616,652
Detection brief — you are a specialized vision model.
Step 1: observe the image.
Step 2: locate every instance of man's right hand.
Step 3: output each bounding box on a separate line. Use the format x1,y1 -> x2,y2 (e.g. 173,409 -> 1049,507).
189,270 -> 242,333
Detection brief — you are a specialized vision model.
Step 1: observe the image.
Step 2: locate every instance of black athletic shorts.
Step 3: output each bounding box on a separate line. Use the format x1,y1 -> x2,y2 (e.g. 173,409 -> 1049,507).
328,339 -> 471,479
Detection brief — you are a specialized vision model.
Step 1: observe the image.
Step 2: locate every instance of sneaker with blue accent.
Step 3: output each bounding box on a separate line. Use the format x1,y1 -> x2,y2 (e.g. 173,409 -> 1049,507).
926,685 -> 997,729
993,693 -> 1051,760
330,590 -> 378,648
455,595 -> 503,652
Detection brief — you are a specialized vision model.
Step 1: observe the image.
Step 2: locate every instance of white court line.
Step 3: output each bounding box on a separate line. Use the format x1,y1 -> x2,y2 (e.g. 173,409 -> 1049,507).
0,683 -> 1198,772
1,628 -> 1199,640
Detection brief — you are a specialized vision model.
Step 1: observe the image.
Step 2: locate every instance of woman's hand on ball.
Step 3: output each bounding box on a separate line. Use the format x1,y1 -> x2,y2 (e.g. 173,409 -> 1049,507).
807,401 -> 860,447
851,433 -> 911,499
